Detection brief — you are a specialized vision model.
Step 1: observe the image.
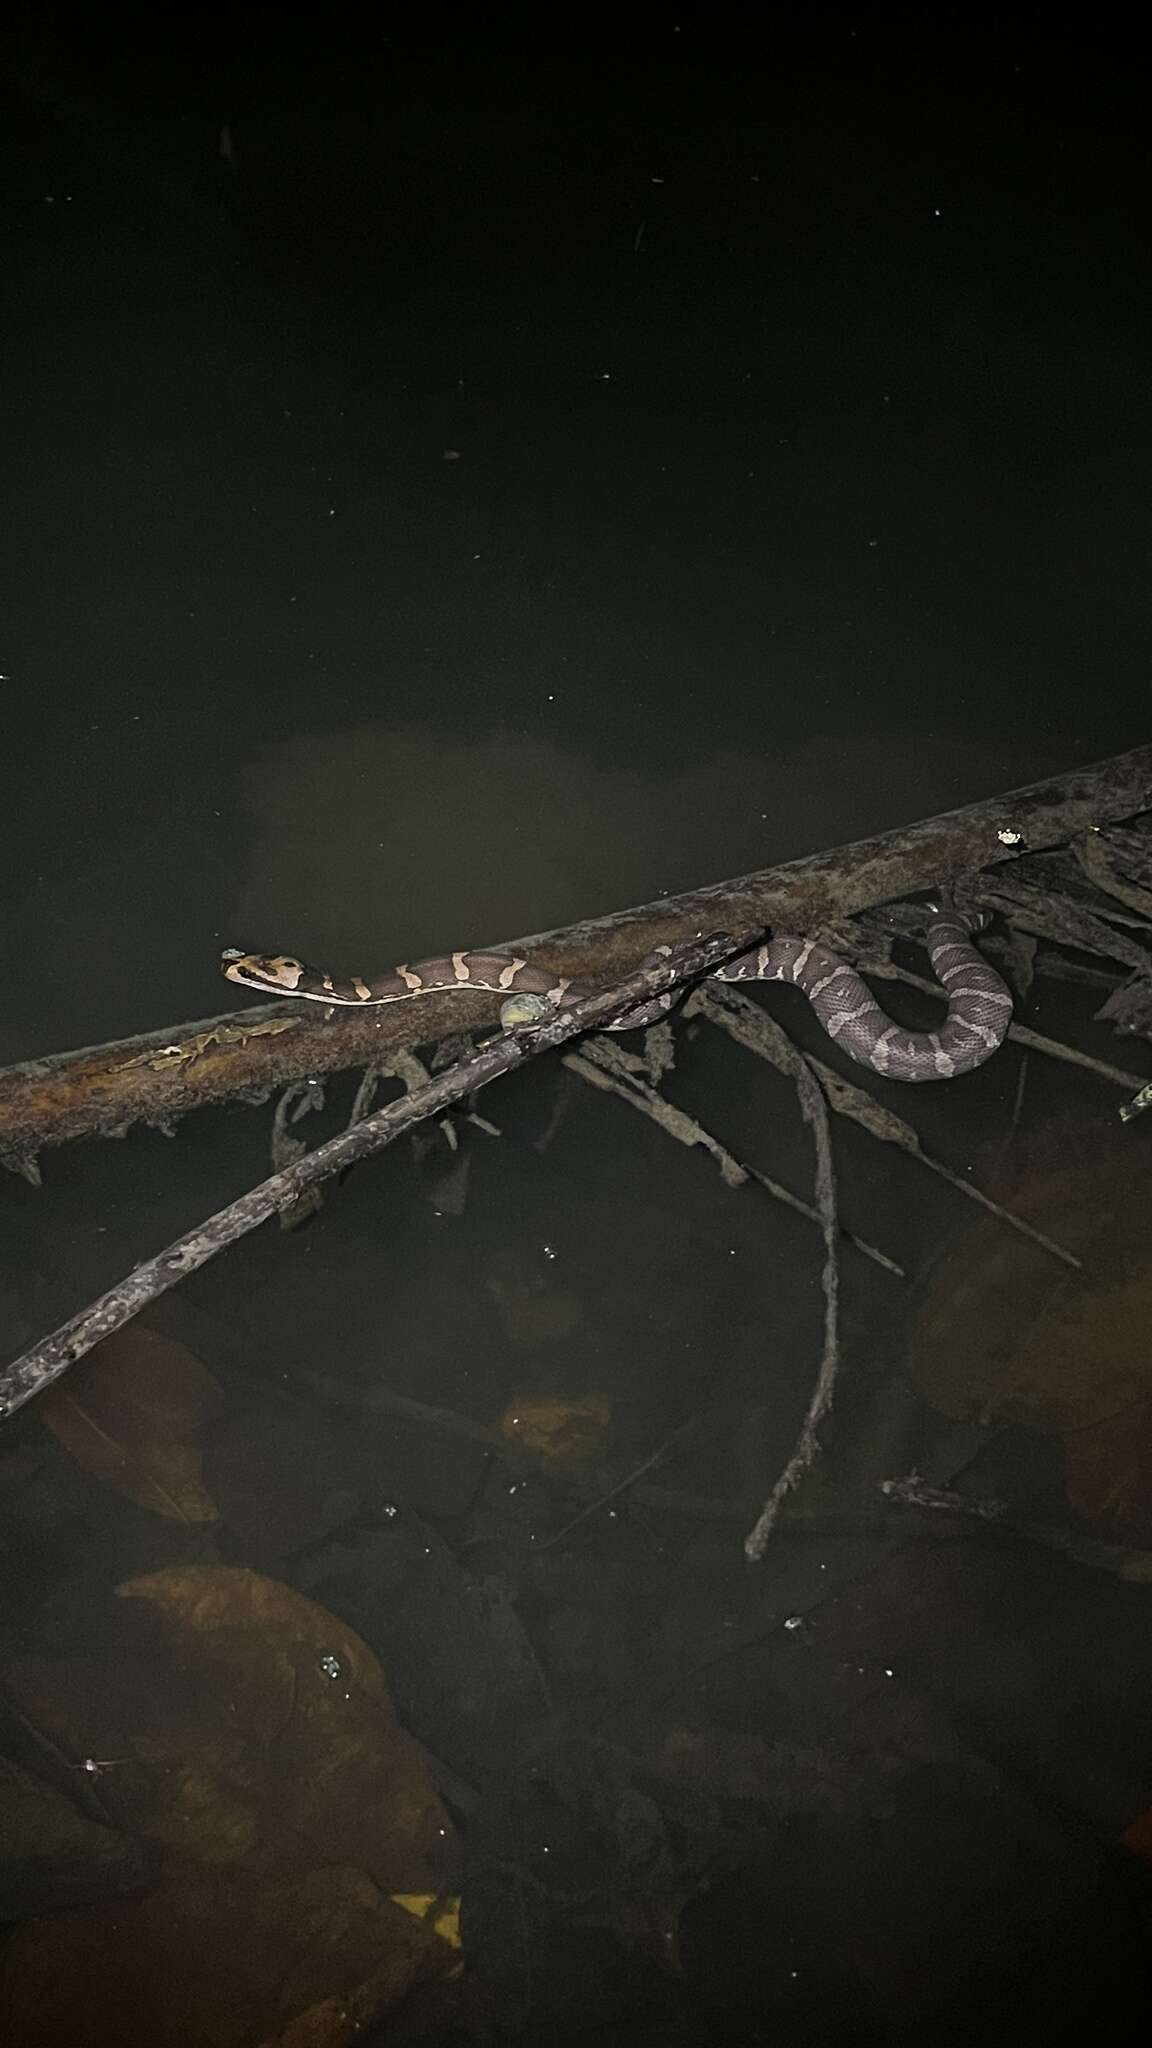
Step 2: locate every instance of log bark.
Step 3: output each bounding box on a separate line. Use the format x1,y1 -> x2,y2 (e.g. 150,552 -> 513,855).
2,741 -> 1150,1169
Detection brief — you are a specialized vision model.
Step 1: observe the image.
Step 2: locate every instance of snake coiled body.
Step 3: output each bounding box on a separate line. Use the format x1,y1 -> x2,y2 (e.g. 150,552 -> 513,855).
222,901 -> 1012,1082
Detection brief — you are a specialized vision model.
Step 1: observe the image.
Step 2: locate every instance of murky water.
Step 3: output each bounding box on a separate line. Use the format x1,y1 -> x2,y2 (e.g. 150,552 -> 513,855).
2,10 -> 1151,2042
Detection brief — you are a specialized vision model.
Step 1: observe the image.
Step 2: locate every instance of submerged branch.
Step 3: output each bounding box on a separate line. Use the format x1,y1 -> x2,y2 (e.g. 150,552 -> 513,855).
0,930 -> 755,1421
743,1035 -> 842,1561
879,1475 -> 1152,1583
563,1036 -> 905,1276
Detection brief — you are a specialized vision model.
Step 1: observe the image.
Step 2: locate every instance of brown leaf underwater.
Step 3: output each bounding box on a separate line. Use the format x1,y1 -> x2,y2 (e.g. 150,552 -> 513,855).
40,1326 -> 224,1522
115,1565 -> 460,1890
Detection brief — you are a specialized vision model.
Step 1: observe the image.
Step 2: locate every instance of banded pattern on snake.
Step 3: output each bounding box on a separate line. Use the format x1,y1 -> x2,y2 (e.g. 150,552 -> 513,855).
222,899 -> 1012,1082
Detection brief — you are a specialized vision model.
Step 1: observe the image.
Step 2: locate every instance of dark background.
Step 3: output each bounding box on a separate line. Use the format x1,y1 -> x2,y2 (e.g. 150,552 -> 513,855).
1,0 -> 1148,1056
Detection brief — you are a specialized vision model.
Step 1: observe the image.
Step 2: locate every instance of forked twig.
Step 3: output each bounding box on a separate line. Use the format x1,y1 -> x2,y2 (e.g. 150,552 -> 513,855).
565,1038 -> 904,1276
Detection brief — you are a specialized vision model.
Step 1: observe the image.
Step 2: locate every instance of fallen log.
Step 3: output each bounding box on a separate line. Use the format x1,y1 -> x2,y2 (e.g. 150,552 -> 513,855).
2,741 -> 1150,1172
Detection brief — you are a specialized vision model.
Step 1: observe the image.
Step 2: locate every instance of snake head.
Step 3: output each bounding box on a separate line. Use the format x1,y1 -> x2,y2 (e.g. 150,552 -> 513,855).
221,951 -> 307,993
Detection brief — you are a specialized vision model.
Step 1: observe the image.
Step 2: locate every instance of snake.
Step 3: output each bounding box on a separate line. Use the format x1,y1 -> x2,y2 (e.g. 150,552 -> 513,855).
222,898 -> 1011,1082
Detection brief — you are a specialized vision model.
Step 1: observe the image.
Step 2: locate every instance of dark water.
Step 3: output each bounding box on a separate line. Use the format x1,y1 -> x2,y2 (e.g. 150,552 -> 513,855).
2,6 -> 1151,2042
2,1 -> 1149,1052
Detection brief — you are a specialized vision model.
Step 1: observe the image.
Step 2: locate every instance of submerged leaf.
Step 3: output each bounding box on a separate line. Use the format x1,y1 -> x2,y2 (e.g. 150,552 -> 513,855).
911,1128 -> 1152,1437
1119,1808 -> 1152,1865
0,1757 -> 154,1917
1062,1398 -> 1152,1543
910,1122 -> 1152,1536
486,1271 -> 584,1345
40,1326 -> 224,1522
116,1565 -> 459,1888
390,1892 -> 462,1946
500,1391 -> 613,1463
0,1865 -> 456,2048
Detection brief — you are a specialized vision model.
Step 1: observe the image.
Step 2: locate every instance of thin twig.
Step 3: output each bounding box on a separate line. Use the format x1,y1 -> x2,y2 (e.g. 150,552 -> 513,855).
298,1367 -> 748,1524
565,1039 -> 904,1276
744,1039 -> 842,1562
0,929 -> 759,1421
530,1418 -> 701,1553
879,1474 -> 1152,1582
1004,1021 -> 1149,1091
991,1051 -> 1030,1176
